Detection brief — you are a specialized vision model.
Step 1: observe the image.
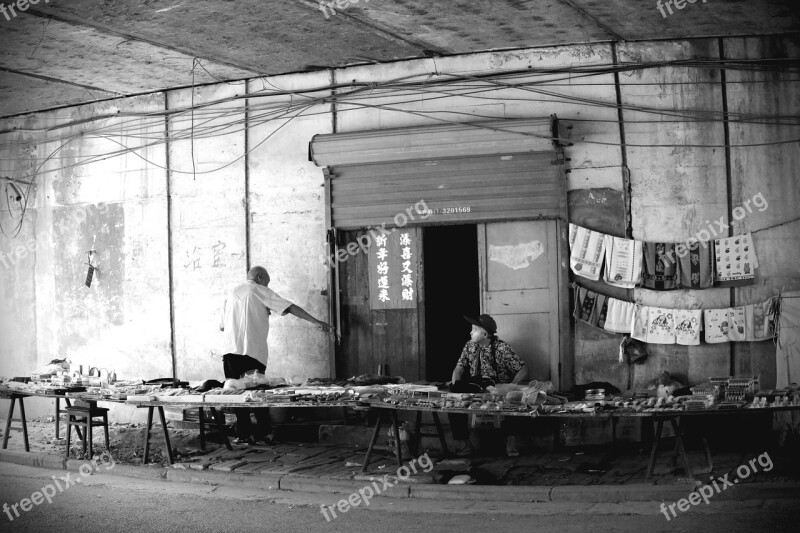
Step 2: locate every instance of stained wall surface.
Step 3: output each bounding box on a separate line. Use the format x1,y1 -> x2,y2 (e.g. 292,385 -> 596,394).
1,38 -> 798,420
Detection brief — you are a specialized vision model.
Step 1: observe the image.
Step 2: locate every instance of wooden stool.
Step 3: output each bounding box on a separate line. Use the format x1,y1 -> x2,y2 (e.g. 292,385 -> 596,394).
2,394 -> 30,452
65,406 -> 110,458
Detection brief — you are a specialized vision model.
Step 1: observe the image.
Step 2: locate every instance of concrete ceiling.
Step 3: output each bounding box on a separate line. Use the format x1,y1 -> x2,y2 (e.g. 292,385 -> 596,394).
0,0 -> 798,117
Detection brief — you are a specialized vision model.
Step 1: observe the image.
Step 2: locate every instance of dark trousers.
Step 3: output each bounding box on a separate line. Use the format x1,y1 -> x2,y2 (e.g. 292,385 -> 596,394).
222,353 -> 271,439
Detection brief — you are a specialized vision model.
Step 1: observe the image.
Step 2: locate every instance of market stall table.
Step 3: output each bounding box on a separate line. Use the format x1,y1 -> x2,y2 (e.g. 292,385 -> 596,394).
0,388 -> 126,453
125,399 -> 357,465
361,402 -> 537,473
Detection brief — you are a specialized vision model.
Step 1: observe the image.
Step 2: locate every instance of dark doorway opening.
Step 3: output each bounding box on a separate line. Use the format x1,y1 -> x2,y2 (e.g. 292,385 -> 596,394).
423,225 -> 480,381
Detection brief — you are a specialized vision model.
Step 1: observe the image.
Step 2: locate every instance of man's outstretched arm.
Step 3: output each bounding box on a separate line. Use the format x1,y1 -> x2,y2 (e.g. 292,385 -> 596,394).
285,304 -> 331,332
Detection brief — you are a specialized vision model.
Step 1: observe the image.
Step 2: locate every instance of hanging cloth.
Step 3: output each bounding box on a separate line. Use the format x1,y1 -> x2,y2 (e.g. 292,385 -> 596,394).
642,242 -> 678,290
646,307 -> 676,344
677,240 -> 714,289
603,235 -> 643,288
745,298 -> 777,341
573,287 -> 608,329
674,309 -> 702,346
569,223 -> 606,281
631,304 -> 650,342
727,306 -> 747,341
777,292 -> 800,388
714,232 -> 758,287
604,298 -> 635,334
703,308 -> 729,343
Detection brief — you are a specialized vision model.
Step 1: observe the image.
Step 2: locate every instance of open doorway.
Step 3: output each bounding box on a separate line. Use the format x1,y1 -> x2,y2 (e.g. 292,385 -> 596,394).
423,225 -> 480,381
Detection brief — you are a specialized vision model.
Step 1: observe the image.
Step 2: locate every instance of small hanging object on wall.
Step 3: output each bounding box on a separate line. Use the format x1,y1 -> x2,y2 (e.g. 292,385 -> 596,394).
85,250 -> 96,288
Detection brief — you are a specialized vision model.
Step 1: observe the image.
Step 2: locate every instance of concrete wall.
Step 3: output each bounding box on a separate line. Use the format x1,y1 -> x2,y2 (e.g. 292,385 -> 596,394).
1,37 -> 798,421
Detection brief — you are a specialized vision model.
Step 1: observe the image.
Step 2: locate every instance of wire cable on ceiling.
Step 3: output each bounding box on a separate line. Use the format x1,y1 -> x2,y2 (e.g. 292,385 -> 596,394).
1,57 -> 799,236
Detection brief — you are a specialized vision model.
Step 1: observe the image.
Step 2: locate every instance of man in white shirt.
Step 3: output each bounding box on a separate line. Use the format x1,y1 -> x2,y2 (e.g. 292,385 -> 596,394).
221,266 -> 330,443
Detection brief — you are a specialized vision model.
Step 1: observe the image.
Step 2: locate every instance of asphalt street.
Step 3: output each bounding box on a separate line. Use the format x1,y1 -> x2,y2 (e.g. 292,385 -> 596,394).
1,463 -> 799,533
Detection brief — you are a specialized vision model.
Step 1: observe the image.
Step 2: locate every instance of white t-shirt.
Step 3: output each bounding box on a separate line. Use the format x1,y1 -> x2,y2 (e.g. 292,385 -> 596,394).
220,280 -> 292,366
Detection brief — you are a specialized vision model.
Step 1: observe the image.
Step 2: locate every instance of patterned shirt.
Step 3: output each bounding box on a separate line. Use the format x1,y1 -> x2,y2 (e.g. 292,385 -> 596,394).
456,339 -> 525,383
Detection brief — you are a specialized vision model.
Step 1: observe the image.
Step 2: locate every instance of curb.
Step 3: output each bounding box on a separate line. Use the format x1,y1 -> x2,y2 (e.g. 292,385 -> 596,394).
410,484 -> 550,502
550,483 -> 699,503
3,450 -> 800,504
167,469 -> 281,490
0,450 -> 65,471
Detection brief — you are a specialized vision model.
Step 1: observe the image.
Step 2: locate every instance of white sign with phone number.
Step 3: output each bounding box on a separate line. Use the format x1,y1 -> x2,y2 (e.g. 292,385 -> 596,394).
420,206 -> 472,216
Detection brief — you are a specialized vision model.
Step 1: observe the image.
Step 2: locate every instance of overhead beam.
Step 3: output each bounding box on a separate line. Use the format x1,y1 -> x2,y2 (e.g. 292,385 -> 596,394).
292,0 -> 448,57
0,66 -> 117,95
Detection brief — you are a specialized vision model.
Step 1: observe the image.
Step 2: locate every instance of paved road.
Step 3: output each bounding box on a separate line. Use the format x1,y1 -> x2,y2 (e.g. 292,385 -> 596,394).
1,463 -> 799,533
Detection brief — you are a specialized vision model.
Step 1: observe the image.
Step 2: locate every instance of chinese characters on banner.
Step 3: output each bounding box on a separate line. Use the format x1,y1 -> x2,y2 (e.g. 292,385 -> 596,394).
368,230 -> 418,309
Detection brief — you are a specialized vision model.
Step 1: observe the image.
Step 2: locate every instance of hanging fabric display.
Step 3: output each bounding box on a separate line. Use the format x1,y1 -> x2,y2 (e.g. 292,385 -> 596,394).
604,298 -> 635,334
646,307 -> 676,344
674,309 -> 702,345
573,279 -> 777,344
591,293 -> 609,329
603,235 -> 643,288
573,287 -> 608,329
703,308 -> 729,343
714,232 -> 758,287
573,286 -> 594,322
776,292 -> 799,388
642,242 -> 678,290
677,240 -> 714,289
745,298 -> 776,341
568,223 -> 606,281
727,306 -> 747,341
631,304 -> 649,342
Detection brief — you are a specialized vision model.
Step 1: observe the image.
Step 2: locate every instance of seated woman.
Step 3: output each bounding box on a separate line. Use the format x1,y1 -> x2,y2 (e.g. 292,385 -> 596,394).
449,314 -> 528,456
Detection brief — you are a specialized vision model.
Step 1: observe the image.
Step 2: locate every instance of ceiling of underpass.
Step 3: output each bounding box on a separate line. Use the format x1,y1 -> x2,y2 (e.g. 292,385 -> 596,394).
0,0 -> 798,117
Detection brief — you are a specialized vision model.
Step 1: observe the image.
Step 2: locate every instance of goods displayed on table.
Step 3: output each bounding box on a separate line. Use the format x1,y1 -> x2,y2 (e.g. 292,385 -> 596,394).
540,375 -> 800,415
5,363 -> 798,417
0,358 -> 157,401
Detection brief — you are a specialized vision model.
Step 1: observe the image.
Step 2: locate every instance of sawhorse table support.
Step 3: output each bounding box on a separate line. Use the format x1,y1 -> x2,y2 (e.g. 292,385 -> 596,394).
2,394 -> 29,452
140,405 -> 174,465
360,408 -> 404,473
413,410 -> 449,457
646,415 -> 713,481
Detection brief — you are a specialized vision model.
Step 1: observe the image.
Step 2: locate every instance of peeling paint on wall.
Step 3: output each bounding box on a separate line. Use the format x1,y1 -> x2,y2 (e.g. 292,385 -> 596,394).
488,240 -> 544,270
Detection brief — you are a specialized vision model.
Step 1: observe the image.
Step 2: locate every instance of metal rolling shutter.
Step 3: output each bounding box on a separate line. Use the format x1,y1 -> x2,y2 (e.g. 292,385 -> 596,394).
311,117 -> 567,229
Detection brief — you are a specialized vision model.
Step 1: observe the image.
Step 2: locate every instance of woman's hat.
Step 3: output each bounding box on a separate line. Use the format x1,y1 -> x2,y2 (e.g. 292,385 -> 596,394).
464,314 -> 497,335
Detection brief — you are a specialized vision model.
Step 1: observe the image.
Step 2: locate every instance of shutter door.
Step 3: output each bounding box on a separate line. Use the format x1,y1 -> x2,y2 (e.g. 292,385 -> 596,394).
311,118 -> 567,229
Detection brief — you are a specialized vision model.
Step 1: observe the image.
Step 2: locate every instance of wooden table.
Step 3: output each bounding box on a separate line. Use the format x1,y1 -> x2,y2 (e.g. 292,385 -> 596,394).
363,403 -> 800,480
361,403 -> 536,473
0,389 -> 125,453
126,401 -> 355,464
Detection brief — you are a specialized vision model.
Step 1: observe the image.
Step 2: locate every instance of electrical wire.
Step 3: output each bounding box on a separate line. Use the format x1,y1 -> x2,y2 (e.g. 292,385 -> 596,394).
2,57 -> 800,235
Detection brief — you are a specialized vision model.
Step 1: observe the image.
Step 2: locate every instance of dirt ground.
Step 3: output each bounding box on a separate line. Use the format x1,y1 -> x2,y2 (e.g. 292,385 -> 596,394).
4,415 -> 800,488
0,416 -> 208,466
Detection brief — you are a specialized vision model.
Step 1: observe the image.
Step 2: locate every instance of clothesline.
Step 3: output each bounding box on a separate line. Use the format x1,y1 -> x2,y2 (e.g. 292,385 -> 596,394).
569,223 -> 758,290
